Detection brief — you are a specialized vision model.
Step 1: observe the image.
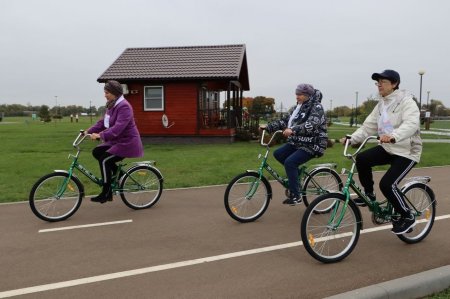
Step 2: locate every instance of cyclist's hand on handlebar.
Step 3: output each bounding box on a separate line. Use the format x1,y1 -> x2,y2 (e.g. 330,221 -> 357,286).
339,136 -> 361,148
339,137 -> 354,146
90,133 -> 101,140
379,134 -> 396,144
258,125 -> 266,132
283,128 -> 293,137
339,137 -> 347,145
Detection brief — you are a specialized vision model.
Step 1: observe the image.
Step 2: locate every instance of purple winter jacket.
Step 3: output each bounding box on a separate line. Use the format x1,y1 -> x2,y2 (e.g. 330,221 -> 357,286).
87,98 -> 144,158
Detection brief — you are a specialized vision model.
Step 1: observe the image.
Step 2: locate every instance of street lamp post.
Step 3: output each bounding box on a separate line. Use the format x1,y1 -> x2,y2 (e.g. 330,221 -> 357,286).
418,70 -> 425,111
355,91 -> 358,127
350,104 -> 354,127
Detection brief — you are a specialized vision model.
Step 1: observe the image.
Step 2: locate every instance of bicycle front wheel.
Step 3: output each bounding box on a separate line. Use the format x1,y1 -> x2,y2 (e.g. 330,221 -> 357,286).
301,168 -> 343,211
301,193 -> 361,263
224,172 -> 271,223
119,166 -> 163,209
29,172 -> 83,222
397,183 -> 436,244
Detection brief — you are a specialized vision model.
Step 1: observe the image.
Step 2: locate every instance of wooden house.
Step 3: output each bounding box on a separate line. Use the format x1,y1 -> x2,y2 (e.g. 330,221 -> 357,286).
97,44 -> 250,142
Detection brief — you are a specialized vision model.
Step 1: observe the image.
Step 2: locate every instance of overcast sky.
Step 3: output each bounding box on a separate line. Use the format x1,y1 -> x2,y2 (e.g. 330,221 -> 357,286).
1,0 -> 449,111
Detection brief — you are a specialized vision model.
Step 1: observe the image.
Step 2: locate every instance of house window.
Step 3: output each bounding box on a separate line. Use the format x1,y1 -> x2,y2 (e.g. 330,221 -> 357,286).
144,86 -> 164,111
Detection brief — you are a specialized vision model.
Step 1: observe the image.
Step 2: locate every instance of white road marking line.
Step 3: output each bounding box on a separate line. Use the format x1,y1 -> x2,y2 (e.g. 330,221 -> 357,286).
360,214 -> 450,234
1,215 -> 449,298
38,220 -> 132,233
0,242 -> 303,298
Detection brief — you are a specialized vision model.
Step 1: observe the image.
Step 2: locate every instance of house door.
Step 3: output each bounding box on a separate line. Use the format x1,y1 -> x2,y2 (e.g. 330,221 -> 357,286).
199,89 -> 221,128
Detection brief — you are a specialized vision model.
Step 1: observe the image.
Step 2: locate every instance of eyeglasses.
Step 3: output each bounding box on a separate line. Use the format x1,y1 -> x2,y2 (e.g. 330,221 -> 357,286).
375,80 -> 391,86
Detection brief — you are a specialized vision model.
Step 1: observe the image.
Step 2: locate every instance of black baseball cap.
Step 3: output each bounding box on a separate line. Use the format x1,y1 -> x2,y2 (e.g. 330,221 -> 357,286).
371,69 -> 400,83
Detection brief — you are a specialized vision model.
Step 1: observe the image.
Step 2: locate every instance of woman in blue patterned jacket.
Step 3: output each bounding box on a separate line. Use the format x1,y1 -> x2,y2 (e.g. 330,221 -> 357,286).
261,83 -> 328,205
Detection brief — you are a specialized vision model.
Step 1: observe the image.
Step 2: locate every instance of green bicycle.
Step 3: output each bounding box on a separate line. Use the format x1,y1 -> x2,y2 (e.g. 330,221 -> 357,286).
29,130 -> 164,222
301,135 -> 436,263
224,130 -> 343,223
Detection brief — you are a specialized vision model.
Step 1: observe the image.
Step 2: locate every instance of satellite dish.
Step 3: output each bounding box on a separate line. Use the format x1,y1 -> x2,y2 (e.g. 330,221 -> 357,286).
162,114 -> 175,128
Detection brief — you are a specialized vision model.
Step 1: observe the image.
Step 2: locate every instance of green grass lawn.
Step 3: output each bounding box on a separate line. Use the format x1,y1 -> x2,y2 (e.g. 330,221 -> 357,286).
424,288 -> 450,299
1,116 -> 450,203
425,119 -> 450,130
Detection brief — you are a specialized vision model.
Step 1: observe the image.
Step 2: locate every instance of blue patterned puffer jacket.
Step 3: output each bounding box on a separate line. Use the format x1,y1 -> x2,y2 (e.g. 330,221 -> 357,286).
265,90 -> 328,157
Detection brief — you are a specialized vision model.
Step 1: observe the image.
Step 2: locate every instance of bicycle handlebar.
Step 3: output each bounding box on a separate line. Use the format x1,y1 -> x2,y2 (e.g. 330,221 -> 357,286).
260,130 -> 283,147
343,134 -> 397,158
73,130 -> 92,148
343,135 -> 378,158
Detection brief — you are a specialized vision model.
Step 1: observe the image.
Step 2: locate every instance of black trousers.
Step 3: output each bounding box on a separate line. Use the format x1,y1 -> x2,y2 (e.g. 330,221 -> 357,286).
356,145 -> 416,217
92,146 -> 124,187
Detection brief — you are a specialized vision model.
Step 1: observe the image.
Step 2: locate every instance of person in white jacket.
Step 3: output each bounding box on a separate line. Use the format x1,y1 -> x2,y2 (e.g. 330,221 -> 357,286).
341,69 -> 422,235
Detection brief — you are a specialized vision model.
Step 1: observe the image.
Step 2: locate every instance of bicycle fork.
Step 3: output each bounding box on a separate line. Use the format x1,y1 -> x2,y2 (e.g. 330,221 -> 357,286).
327,191 -> 351,231
327,170 -> 359,230
55,163 -> 78,199
243,155 -> 271,200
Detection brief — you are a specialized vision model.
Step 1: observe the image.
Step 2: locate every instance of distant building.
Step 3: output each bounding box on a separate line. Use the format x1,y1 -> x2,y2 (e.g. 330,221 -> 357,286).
97,44 -> 250,142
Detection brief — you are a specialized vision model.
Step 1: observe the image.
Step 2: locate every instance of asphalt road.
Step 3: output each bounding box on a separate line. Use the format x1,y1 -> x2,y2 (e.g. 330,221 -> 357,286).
1,166 -> 449,299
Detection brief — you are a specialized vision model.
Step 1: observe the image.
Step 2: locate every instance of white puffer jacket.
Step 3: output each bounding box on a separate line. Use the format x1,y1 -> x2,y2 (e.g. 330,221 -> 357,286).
350,89 -> 422,162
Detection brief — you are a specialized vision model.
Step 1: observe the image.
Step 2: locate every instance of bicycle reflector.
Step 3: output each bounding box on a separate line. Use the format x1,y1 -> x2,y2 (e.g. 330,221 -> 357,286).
308,233 -> 316,246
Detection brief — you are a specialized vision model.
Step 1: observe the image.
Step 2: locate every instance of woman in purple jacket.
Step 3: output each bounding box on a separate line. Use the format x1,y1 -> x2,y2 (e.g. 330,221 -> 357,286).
87,80 -> 144,203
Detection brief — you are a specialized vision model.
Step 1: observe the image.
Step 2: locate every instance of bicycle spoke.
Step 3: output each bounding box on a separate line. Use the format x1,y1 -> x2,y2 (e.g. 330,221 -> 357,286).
224,173 -> 270,222
30,173 -> 82,222
119,166 -> 163,209
397,183 -> 435,243
301,195 -> 360,263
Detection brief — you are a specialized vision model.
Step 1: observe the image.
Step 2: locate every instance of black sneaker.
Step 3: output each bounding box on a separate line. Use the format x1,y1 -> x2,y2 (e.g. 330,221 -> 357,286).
354,192 -> 376,207
282,196 -> 302,206
391,220 -> 413,233
391,216 -> 401,232
392,214 -> 416,235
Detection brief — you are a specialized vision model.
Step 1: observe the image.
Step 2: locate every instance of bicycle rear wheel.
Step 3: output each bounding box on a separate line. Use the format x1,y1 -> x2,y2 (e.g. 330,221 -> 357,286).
301,193 -> 361,263
29,172 -> 83,222
119,165 -> 163,209
397,183 -> 436,244
301,168 -> 343,212
224,172 -> 271,223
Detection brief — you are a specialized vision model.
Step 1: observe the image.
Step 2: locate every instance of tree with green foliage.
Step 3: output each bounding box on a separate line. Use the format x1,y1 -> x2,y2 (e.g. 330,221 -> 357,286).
38,105 -> 51,122
250,96 -> 274,117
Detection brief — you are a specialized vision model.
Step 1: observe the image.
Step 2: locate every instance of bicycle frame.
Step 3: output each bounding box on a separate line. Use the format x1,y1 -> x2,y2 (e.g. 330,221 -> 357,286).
331,135 -> 433,228
257,130 -> 309,185
68,130 -> 163,192
328,136 -> 388,227
68,156 -> 102,185
337,168 -> 393,226
246,130 -> 337,200
56,131 -> 152,198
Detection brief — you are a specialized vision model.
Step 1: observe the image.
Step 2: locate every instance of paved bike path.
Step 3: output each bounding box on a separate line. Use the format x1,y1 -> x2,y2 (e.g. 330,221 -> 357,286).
0,166 -> 449,298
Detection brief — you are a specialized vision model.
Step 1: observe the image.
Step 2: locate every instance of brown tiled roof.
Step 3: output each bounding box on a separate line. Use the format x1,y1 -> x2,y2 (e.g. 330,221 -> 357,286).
97,44 -> 249,89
